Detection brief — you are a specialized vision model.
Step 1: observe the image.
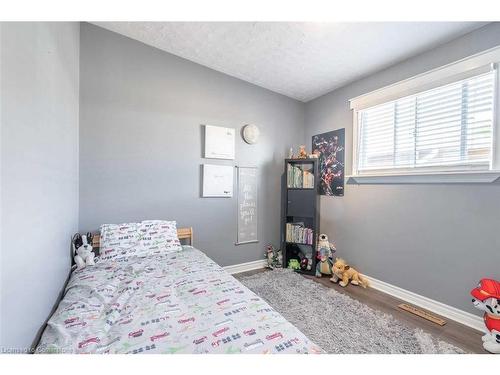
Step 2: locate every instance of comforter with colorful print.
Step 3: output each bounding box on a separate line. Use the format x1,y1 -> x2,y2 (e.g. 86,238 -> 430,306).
36,246 -> 322,354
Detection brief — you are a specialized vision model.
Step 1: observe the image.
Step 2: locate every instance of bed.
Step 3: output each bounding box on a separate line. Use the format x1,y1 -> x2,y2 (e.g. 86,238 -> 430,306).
36,222 -> 322,354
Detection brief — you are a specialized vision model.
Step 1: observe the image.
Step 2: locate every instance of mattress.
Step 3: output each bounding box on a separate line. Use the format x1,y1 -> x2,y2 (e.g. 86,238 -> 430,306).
36,246 -> 322,354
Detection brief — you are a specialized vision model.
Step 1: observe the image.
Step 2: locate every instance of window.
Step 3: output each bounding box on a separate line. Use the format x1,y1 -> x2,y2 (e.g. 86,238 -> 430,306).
355,71 -> 496,175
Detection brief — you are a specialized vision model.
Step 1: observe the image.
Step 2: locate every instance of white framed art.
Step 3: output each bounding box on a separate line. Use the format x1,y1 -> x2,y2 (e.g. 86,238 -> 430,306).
204,125 -> 235,160
202,164 -> 233,197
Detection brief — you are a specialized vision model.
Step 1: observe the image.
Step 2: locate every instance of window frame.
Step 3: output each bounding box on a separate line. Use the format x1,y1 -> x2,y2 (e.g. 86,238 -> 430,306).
349,47 -> 500,184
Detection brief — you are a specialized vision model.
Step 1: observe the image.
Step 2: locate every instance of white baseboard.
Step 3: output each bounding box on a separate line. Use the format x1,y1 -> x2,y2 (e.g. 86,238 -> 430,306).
223,259 -> 268,275
363,274 -> 485,333
223,259 -> 485,332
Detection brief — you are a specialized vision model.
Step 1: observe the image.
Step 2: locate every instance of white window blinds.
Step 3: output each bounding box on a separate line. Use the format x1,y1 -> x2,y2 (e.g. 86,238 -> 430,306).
357,71 -> 496,173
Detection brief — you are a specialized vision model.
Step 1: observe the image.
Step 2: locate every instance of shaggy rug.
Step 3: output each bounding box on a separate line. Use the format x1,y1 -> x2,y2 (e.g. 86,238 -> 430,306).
237,269 -> 466,354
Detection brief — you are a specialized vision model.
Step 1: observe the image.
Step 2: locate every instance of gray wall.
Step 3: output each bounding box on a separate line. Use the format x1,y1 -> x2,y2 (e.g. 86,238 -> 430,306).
304,22 -> 500,314
79,23 -> 304,267
0,22 -> 80,350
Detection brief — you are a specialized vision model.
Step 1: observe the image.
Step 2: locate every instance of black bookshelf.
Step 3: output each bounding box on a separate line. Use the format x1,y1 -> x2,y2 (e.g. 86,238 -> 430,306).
282,158 -> 320,275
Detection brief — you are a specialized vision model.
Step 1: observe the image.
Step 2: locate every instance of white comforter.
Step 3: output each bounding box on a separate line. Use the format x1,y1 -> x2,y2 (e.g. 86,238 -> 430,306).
36,246 -> 322,354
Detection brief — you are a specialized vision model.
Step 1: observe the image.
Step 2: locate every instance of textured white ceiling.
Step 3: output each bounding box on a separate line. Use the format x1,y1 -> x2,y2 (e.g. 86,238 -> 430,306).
93,22 -> 486,102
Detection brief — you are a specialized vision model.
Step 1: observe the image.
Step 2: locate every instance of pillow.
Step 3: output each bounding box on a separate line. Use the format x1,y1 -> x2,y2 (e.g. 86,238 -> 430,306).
99,220 -> 182,262
138,220 -> 182,254
99,222 -> 141,262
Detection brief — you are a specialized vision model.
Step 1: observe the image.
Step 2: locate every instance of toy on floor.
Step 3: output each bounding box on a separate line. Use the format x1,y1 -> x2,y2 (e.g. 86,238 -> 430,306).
277,249 -> 283,268
265,244 -> 283,269
331,258 -> 369,288
72,232 -> 96,270
265,245 -> 275,269
471,278 -> 500,354
288,259 -> 300,270
315,234 -> 336,277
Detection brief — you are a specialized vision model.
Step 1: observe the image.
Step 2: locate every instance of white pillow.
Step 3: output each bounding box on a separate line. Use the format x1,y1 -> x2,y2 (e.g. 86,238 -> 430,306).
138,220 -> 182,253
99,222 -> 141,262
99,220 -> 182,262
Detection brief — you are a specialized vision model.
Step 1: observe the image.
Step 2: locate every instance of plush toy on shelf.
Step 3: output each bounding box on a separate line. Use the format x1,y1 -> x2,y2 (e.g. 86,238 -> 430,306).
298,145 -> 307,159
331,258 -> 369,288
471,278 -> 500,354
72,232 -> 96,270
315,234 -> 336,278
306,257 -> 312,271
288,259 -> 300,270
300,257 -> 309,271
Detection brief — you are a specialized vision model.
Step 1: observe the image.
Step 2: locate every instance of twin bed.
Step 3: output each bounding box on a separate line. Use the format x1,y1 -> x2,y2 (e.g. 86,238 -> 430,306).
36,221 -> 322,354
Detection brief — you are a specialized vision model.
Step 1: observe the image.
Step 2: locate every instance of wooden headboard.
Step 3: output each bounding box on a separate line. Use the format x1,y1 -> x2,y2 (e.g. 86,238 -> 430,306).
91,227 -> 193,248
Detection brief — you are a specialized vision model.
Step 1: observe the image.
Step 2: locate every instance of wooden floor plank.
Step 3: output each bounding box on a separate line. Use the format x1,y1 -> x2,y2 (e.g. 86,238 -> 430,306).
398,303 -> 446,326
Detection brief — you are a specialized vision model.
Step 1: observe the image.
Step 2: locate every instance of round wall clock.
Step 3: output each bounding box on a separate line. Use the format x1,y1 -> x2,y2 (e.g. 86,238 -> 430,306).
242,124 -> 260,144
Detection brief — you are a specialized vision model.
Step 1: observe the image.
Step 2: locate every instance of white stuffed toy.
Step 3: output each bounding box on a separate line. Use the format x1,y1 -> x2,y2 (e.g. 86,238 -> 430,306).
72,232 -> 96,269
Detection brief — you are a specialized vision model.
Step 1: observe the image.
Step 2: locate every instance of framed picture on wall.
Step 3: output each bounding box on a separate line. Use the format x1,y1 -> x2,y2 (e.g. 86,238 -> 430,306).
312,128 -> 345,196
236,166 -> 258,245
202,164 -> 234,197
204,125 -> 235,160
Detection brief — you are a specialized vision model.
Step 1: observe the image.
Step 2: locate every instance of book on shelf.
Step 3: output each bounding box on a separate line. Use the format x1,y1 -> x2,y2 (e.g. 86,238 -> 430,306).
285,223 -> 314,245
303,170 -> 314,188
287,164 -> 314,188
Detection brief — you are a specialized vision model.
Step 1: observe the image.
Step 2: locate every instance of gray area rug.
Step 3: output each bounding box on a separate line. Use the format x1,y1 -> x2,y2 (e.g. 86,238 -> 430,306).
237,269 -> 466,354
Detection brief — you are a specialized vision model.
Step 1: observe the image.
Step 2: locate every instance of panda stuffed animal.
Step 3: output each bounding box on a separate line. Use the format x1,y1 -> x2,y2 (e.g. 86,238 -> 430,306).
72,232 -> 96,269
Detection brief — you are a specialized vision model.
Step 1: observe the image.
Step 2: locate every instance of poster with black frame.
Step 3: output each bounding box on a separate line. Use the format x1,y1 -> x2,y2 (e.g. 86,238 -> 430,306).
312,128 -> 345,196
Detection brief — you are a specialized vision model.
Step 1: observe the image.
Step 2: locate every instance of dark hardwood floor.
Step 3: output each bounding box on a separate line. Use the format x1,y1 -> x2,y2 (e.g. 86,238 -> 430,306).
237,269 -> 486,354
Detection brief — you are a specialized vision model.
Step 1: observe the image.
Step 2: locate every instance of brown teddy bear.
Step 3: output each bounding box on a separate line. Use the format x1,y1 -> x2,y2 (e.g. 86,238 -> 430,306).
298,145 -> 307,159
330,258 -> 369,288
